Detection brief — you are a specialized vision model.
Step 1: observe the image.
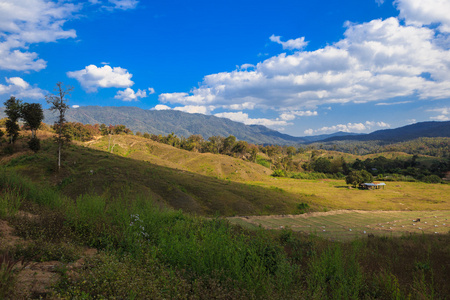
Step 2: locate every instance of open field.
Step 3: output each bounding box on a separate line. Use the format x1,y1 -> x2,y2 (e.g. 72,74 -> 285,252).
249,178 -> 450,211
229,210 -> 450,241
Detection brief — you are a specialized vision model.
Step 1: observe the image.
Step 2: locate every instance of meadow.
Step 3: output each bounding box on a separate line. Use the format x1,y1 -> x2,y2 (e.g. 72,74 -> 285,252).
229,210 -> 450,241
0,132 -> 449,298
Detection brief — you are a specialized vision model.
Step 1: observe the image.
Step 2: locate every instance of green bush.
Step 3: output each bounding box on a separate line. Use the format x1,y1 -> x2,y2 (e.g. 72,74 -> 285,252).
422,175 -> 442,184
271,169 -> 287,177
27,137 -> 41,152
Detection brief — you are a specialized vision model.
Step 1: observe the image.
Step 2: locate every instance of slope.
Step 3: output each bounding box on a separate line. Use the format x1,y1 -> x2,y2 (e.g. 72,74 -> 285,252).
323,121 -> 450,143
2,134 -> 312,216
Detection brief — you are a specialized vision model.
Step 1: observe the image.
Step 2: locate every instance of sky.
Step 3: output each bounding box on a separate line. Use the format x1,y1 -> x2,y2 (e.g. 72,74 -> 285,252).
0,0 -> 449,137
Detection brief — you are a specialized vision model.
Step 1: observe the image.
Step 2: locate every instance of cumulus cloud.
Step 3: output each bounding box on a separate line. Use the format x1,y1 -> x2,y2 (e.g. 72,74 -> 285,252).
280,110 -> 317,121
395,0 -> 450,33
214,111 -> 290,128
67,65 -> 134,92
174,105 -> 215,114
114,87 -> 149,101
0,0 -> 80,71
270,35 -> 308,50
159,2 -> 450,119
305,121 -> 390,134
152,104 -> 172,110
0,77 -> 45,99
428,107 -> 450,121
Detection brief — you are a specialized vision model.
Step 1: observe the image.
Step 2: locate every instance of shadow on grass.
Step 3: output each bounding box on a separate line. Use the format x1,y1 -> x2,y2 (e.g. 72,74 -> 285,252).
2,139 -> 320,217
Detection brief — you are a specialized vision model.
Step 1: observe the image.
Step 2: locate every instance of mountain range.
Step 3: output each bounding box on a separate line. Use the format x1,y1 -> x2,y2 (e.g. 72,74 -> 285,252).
2,105 -> 449,145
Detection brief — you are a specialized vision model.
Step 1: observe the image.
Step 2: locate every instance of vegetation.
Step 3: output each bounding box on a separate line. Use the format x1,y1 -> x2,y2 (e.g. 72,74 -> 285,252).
0,167 -> 448,298
0,125 -> 448,298
3,96 -> 22,145
46,82 -> 73,170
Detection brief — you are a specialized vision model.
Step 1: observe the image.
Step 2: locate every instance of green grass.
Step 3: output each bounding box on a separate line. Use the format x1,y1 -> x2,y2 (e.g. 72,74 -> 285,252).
0,135 -> 450,298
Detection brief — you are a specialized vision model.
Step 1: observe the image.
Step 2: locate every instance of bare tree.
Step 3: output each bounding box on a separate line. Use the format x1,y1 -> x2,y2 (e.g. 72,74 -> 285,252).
46,82 -> 73,170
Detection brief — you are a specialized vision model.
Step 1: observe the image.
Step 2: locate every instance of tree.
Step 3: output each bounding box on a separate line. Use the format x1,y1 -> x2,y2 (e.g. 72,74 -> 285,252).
312,157 -> 331,173
21,103 -> 44,139
4,96 -> 22,144
223,135 -> 236,154
345,170 -> 373,188
46,82 -> 73,170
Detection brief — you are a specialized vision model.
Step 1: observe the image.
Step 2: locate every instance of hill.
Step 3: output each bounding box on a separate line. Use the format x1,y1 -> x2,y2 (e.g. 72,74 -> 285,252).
323,121 -> 450,143
43,106 -> 307,145
40,106 -> 361,144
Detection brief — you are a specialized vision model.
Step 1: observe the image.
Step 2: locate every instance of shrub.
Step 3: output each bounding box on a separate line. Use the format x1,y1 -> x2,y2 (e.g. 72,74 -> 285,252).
27,137 -> 41,152
422,175 -> 441,184
271,169 -> 287,177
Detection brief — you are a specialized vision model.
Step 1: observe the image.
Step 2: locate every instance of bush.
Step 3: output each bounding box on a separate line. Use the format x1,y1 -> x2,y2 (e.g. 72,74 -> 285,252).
422,175 -> 442,184
271,169 -> 287,177
27,137 -> 41,152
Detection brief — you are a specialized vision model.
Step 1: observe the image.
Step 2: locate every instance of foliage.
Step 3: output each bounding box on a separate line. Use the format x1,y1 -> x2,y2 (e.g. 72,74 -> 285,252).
4,96 -> 22,145
346,170 -> 373,187
312,157 -> 331,173
46,82 -> 73,170
0,251 -> 31,298
422,175 -> 442,184
271,169 -> 287,177
20,102 -> 44,139
27,137 -> 41,153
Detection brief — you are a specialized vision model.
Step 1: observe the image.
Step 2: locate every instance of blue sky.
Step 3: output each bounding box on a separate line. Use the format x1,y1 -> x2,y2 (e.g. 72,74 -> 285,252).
0,0 -> 449,137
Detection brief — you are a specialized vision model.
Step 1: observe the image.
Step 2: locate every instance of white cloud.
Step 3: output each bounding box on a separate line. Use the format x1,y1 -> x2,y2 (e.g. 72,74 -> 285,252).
304,129 -> 314,135
269,35 -> 308,50
375,0 -> 385,6
159,8 -> 450,119
280,110 -> 317,121
395,0 -> 450,33
148,87 -> 155,94
152,104 -> 171,110
214,111 -> 290,128
0,77 -> 45,99
376,101 -> 412,105
0,0 -> 79,71
67,65 -> 134,92
107,0 -> 139,10
114,87 -> 148,101
305,121 -> 390,134
428,107 -> 450,121
174,105 -> 215,114
72,105 -> 80,108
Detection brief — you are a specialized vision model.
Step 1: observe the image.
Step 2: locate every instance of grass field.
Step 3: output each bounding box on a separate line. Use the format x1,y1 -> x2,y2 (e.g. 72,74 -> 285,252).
229,210 -> 450,241
250,178 -> 450,211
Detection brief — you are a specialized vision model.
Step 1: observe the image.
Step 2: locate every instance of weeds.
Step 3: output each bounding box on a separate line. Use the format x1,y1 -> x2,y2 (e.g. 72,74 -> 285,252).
0,251 -> 31,298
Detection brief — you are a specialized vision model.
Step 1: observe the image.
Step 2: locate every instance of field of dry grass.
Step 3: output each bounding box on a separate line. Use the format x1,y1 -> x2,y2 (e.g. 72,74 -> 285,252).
229,210 -> 450,241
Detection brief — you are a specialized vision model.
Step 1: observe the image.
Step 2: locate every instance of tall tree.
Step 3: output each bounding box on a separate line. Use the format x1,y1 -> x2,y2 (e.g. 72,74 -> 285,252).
4,96 -> 22,144
46,82 -> 73,170
21,103 -> 44,139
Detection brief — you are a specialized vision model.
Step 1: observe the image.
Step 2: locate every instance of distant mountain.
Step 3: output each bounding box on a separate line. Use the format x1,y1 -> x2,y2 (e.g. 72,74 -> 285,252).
2,105 -> 447,145
322,121 -> 450,143
302,131 -> 363,143
42,106 -> 309,145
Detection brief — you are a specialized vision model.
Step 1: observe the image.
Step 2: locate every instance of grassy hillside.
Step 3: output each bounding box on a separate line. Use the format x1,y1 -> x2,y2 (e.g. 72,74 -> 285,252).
3,134 -> 315,216
1,164 -> 449,299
